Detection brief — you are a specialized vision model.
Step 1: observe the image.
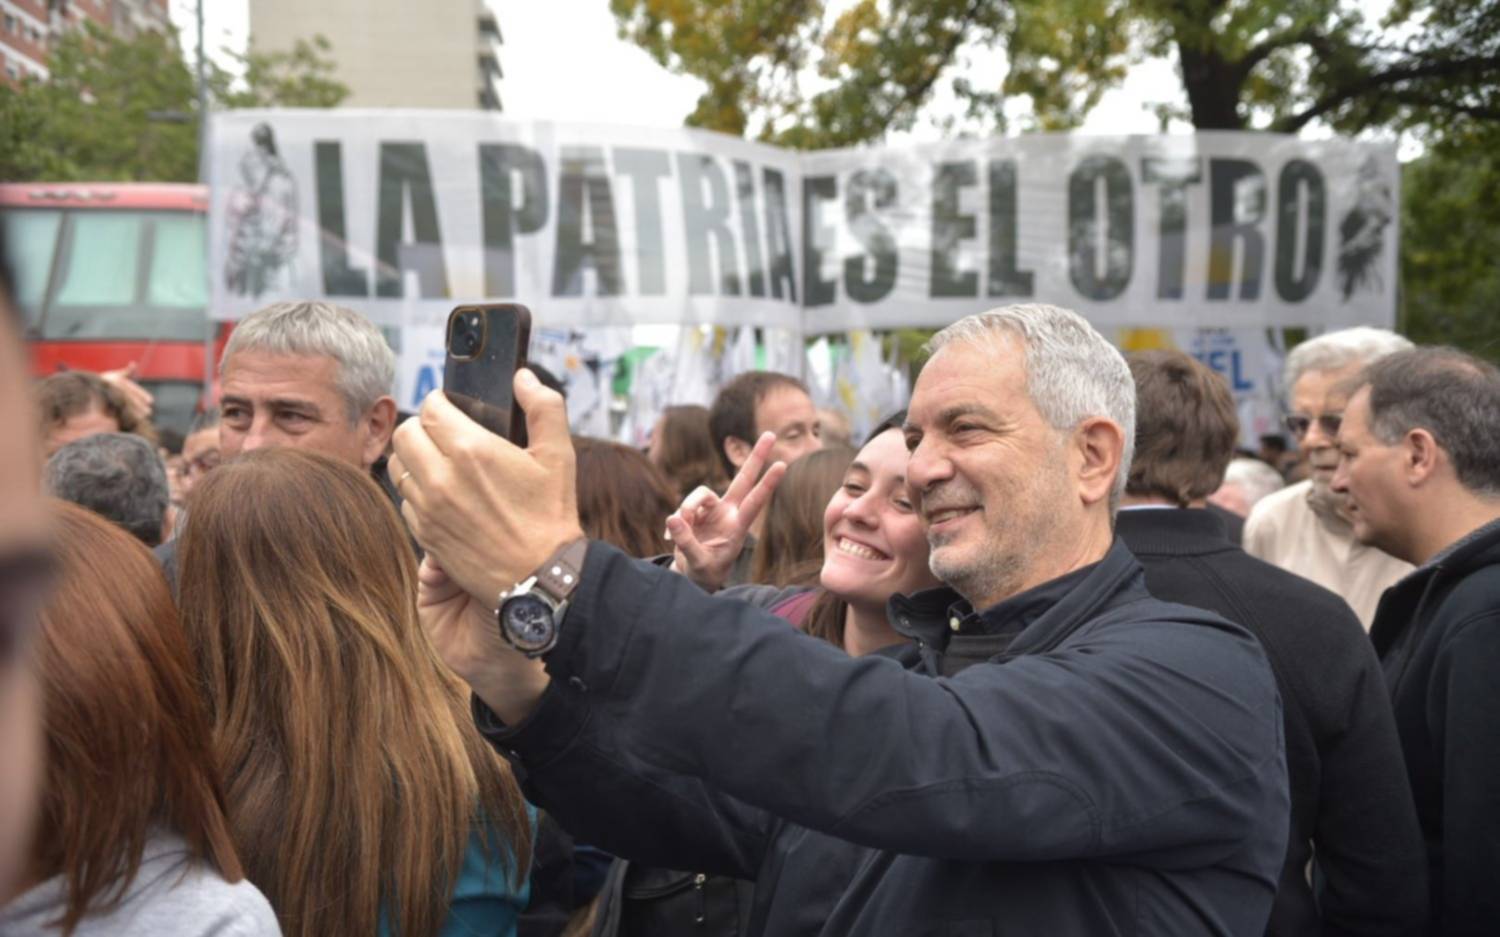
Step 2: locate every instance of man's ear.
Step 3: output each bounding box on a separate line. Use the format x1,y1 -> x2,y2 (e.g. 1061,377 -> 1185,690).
723,435 -> 752,471
362,396 -> 399,469
1073,417 -> 1126,508
1404,428 -> 1443,487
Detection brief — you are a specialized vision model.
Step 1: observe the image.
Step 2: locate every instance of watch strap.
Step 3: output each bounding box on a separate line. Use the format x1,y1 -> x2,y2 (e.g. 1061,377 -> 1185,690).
532,537 -> 589,603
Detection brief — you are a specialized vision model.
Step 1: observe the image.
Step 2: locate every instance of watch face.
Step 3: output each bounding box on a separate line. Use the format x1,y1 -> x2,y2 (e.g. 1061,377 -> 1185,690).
502,593 -> 556,654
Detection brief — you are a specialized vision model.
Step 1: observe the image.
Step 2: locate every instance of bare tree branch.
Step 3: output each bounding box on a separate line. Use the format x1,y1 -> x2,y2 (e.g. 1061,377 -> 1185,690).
1272,54 -> 1500,132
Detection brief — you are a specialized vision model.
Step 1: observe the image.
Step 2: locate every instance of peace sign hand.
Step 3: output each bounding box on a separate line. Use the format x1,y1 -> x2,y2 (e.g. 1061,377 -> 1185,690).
667,431 -> 786,593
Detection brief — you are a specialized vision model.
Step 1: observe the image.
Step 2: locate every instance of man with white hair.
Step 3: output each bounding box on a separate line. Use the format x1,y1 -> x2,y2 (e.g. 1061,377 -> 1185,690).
1245,327 -> 1414,626
388,304 -> 1289,935
1209,457 -> 1286,519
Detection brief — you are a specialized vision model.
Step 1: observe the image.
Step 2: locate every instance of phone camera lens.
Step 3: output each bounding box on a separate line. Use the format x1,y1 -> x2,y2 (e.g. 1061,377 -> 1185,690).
451,313 -> 483,358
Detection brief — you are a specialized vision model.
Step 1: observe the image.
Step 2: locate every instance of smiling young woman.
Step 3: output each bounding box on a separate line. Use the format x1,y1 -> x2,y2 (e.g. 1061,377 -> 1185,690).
799,412 -> 940,656
695,411 -> 939,658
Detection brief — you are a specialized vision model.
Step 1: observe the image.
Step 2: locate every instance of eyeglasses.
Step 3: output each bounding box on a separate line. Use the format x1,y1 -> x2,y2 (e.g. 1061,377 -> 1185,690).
1283,413 -> 1343,440
0,549 -> 57,665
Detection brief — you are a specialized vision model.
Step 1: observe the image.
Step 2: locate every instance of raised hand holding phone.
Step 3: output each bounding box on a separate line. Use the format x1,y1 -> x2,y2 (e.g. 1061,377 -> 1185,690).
443,303 -> 532,446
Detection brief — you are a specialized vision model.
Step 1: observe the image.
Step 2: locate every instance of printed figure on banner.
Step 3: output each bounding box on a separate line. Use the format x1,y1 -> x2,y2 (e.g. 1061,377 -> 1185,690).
223,122 -> 299,299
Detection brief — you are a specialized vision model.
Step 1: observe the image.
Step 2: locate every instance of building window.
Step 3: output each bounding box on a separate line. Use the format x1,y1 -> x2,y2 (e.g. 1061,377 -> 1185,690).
6,65 -> 19,81
3,14 -> 15,34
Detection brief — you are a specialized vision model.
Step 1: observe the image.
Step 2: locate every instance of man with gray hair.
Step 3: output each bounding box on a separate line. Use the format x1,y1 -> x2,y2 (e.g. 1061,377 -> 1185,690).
386,303 -> 1289,935
218,300 -> 398,472
154,301 -> 399,587
45,433 -> 171,546
1332,347 -> 1500,936
1245,326 -> 1414,626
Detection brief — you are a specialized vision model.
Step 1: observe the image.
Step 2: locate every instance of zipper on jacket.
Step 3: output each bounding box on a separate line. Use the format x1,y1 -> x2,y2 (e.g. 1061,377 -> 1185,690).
694,873 -> 707,924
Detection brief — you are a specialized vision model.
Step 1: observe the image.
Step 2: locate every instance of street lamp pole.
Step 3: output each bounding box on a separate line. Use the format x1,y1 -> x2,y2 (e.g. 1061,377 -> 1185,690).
195,0 -> 213,405
195,0 -> 207,181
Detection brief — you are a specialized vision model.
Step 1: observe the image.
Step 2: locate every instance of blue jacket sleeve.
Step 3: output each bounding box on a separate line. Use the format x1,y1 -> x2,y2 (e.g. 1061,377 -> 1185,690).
496,543 -> 1286,867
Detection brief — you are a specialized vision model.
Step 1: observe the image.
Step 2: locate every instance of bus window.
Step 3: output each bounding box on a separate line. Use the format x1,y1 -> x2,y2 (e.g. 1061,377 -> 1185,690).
45,210 -> 208,341
148,213 -> 208,308
54,212 -> 142,308
1,209 -> 62,320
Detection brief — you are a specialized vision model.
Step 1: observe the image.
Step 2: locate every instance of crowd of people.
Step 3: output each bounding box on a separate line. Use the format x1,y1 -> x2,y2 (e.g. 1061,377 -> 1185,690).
2,230 -> 1497,937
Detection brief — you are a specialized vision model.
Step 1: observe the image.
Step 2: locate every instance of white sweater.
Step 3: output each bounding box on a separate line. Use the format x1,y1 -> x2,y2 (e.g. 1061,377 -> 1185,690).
0,832 -> 280,937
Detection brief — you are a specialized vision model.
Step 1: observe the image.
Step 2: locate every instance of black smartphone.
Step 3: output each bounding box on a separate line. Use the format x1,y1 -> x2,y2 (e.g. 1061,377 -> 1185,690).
443,303 -> 532,447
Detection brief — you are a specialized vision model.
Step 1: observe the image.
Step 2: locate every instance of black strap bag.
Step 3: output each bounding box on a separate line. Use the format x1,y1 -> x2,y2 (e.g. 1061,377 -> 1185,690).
591,861 -> 755,937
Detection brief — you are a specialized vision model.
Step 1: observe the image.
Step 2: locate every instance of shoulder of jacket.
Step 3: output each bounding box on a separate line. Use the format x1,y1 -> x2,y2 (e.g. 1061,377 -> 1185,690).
1428,567 -> 1500,629
215,881 -> 282,937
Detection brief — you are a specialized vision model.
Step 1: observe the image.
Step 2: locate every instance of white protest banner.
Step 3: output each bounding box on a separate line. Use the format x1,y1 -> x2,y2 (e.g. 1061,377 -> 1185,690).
210,111 -> 804,332
800,133 -> 1396,332
210,112 -> 1397,334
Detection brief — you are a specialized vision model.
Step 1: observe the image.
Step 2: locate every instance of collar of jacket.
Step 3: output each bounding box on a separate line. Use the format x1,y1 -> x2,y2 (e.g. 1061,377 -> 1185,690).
1372,516 -> 1500,656
887,537 -> 1144,663
1114,507 -> 1233,557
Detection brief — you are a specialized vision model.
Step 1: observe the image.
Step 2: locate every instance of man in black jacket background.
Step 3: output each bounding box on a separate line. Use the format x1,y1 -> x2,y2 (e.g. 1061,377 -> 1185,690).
390,304 -> 1290,936
1332,348 -> 1500,937
1118,350 -> 1427,937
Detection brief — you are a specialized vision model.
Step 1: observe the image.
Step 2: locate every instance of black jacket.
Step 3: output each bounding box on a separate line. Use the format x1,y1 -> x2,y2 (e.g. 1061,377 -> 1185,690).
1116,508 -> 1427,937
1371,519 -> 1500,937
481,539 -> 1289,936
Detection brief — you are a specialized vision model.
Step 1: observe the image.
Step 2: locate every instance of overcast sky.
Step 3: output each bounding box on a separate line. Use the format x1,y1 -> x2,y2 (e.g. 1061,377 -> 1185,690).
170,0 -> 1211,136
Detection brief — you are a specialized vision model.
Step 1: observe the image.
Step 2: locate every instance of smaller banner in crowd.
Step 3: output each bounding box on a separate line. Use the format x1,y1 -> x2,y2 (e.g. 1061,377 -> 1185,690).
392,323 -> 1282,453
1116,327 -> 1285,448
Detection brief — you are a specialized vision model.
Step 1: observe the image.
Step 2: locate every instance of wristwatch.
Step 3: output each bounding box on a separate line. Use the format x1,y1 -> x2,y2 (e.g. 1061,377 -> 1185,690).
496,538 -> 589,658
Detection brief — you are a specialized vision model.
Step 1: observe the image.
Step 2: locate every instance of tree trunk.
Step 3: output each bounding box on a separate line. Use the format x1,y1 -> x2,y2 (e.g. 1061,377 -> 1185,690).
1178,42 -> 1247,129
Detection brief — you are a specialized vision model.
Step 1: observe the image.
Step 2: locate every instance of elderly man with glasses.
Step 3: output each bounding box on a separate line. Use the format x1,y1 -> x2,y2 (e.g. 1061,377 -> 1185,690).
1244,327 -> 1414,627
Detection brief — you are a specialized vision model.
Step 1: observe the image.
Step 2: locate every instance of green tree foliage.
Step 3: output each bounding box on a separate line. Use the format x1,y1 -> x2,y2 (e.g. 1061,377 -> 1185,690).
615,0 -> 1500,356
211,34 -> 347,110
1399,126 -> 1500,360
0,23 -> 346,183
612,0 -> 1500,146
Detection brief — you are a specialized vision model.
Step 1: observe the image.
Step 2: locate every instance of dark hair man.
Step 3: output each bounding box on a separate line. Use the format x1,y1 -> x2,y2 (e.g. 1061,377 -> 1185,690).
45,433 -> 173,547
702,370 -> 822,584
708,371 -> 821,478
1332,347 -> 1500,936
388,303 -> 1288,935
1121,349 -> 1426,937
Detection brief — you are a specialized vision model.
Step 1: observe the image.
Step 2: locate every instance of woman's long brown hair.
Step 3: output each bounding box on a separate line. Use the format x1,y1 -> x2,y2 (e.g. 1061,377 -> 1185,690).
652,405 -> 728,499
34,501 -> 243,936
574,436 -> 678,557
177,448 -> 531,937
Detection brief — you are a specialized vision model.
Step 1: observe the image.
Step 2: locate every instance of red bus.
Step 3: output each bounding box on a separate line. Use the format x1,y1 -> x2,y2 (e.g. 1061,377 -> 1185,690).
2,182 -> 228,432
